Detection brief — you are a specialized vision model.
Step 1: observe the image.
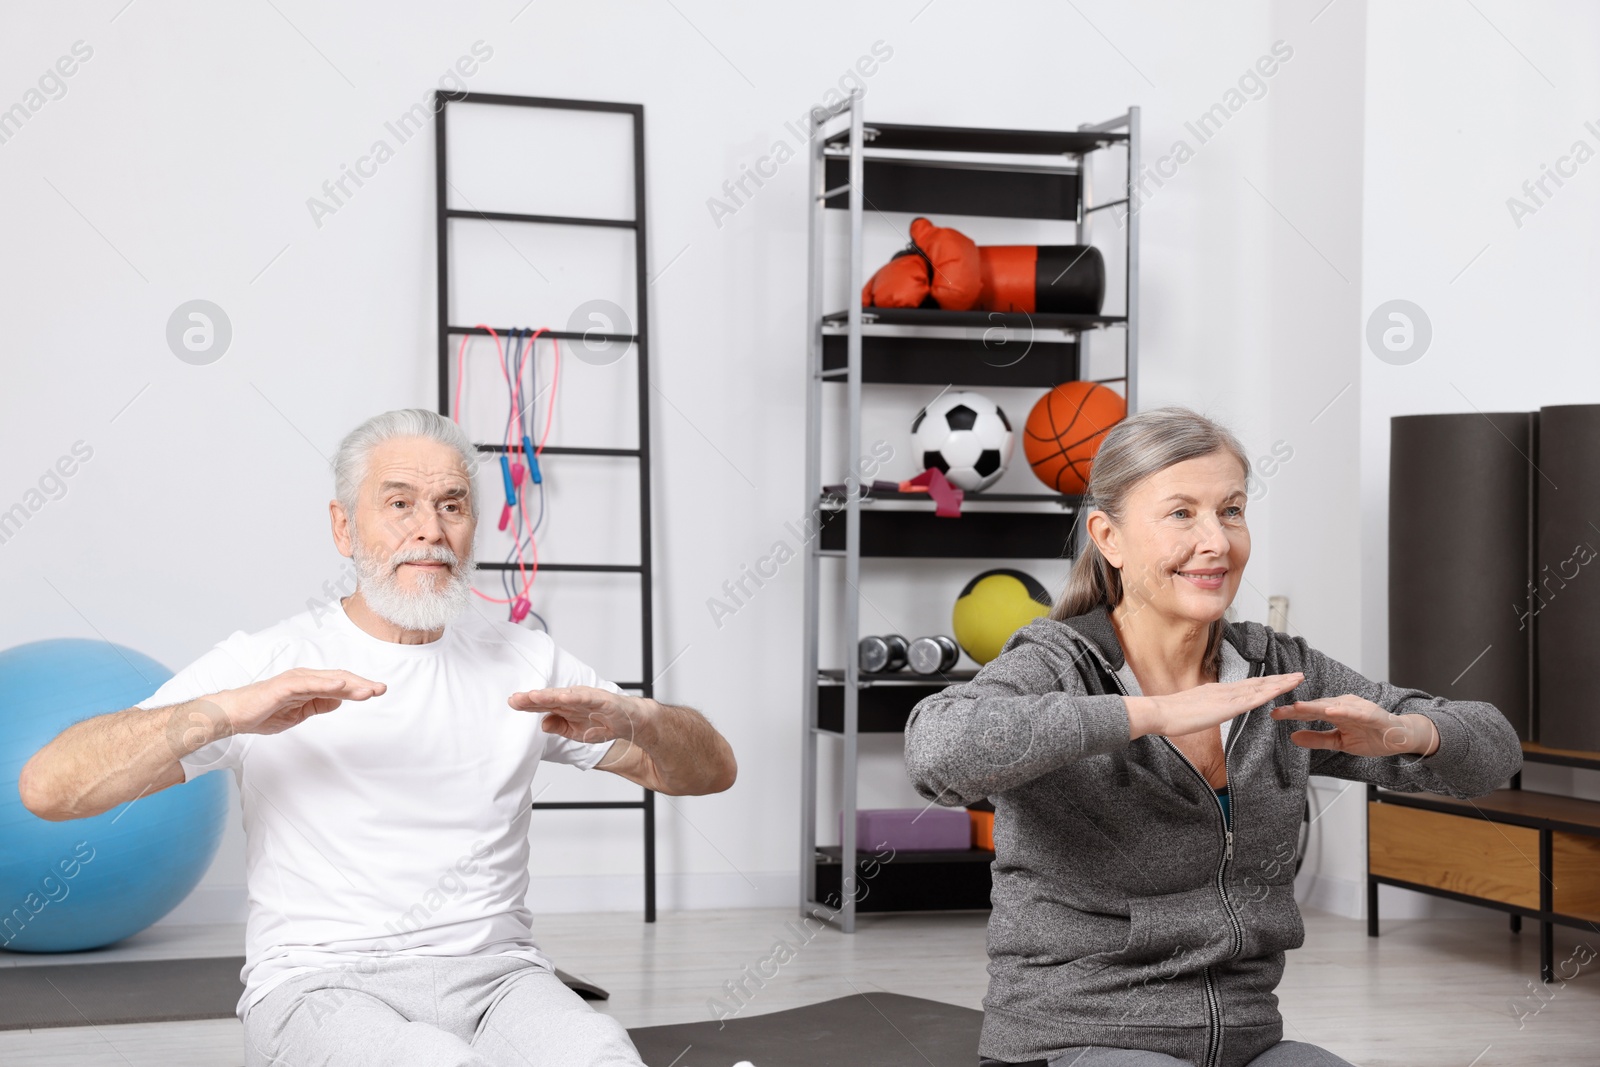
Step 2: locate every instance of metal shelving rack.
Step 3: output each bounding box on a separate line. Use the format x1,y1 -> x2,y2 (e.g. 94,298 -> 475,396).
800,96 -> 1140,932
434,91 -> 657,923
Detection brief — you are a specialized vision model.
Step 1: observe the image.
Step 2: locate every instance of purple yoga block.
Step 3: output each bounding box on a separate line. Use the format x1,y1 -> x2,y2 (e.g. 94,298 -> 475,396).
842,807 -> 971,851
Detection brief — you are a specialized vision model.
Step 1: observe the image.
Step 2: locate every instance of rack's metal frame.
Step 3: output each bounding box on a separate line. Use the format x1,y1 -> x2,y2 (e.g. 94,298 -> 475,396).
434,90 -> 656,923
800,99 -> 1140,932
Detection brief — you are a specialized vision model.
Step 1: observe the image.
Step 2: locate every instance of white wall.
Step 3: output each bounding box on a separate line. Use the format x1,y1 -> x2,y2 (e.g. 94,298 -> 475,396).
2,0 -> 1567,928
1357,0 -> 1600,916
1258,0 -> 1374,917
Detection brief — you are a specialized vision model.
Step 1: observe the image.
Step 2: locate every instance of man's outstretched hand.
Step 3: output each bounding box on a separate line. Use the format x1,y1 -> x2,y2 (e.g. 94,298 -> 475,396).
217,668 -> 388,737
1270,694 -> 1440,759
508,686 -> 648,746
508,686 -> 737,796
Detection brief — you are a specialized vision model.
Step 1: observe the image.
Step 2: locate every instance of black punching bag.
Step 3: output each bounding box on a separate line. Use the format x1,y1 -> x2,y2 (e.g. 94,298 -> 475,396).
1388,413 -> 1531,740
1534,404 -> 1600,751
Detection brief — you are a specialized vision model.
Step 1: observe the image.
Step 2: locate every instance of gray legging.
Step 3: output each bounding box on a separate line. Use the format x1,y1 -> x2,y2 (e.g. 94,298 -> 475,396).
1047,1040 -> 1357,1066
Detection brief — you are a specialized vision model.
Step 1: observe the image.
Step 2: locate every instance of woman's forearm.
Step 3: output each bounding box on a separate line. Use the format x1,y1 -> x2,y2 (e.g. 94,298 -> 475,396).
1403,712 -> 1440,756
1124,696 -> 1160,740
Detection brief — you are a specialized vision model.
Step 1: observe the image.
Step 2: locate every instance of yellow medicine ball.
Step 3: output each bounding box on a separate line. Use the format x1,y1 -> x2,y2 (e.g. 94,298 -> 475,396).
951,569 -> 1052,665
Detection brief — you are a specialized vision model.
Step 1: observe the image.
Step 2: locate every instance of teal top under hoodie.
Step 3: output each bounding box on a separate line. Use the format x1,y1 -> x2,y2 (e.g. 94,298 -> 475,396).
903,604 -> 1524,1067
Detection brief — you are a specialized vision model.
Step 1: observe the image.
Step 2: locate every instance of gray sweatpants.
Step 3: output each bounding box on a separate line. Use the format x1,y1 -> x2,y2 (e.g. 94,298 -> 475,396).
242,954 -> 644,1067
1047,1040 -> 1356,1066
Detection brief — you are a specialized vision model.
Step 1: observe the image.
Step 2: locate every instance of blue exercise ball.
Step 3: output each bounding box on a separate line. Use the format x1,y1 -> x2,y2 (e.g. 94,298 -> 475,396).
0,638 -> 228,952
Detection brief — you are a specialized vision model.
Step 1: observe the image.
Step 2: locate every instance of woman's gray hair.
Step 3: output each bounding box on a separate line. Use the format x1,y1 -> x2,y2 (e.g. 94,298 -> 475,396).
1052,405 -> 1251,676
332,408 -> 480,519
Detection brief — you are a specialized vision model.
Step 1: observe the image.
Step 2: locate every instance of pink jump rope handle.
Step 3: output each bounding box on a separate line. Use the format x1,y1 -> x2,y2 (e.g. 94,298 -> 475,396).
510,595 -> 531,623
498,503 -> 512,532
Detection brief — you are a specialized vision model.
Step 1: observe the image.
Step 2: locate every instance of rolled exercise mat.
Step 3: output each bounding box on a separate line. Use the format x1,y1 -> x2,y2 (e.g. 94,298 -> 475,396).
840,807 -> 972,851
978,244 -> 1105,314
1534,404 -> 1600,751
1388,412 -> 1531,740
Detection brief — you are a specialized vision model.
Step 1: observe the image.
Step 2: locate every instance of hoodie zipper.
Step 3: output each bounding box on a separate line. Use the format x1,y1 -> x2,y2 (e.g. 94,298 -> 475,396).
1103,654 -> 1263,1067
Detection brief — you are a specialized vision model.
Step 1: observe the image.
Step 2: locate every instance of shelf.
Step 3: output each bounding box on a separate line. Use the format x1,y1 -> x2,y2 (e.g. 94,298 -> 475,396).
819,488 -> 1081,507
802,106 -> 1137,930
816,671 -> 975,733
818,507 -> 1073,559
818,668 -> 979,683
1369,874 -> 1595,929
1522,741 -> 1600,773
820,332 -> 1079,389
824,307 -> 1125,333
825,122 -> 1125,156
814,845 -> 993,913
1373,786 -> 1600,836
816,845 -> 994,864
1368,784 -> 1600,979
823,155 -> 1077,221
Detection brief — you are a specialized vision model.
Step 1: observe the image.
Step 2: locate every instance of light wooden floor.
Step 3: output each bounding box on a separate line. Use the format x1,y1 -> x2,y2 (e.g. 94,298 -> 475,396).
0,906 -> 1593,1066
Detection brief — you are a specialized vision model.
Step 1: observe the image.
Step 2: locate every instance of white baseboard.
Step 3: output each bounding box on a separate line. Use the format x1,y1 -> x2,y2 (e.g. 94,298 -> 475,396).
156,872 -> 802,927
160,871 -> 1493,929
156,885 -> 250,925
524,870 -> 798,914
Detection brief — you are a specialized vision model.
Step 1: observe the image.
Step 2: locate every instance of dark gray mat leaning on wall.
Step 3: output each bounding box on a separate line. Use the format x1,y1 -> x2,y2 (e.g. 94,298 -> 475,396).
1535,403 -> 1600,751
627,992 -> 982,1067
0,957 -> 244,1029
1388,412 -> 1533,738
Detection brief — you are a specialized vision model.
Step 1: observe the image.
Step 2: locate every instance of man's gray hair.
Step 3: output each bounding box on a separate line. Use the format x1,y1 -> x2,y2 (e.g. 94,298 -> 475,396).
333,408 -> 479,519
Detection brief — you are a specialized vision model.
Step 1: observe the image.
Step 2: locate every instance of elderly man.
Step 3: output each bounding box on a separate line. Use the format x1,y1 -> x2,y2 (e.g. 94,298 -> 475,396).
19,408 -> 738,1067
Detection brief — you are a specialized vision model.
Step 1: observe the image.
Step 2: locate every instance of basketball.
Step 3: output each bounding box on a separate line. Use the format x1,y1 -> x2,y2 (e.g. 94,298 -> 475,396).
1023,382 -> 1126,494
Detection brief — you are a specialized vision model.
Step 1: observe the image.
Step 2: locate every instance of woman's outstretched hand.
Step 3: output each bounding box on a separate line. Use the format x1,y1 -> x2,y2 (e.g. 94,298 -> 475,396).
1127,673 -> 1304,740
1271,695 -> 1440,758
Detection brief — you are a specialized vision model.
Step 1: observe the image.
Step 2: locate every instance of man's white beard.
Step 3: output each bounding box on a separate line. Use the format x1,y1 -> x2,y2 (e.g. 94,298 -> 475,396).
352,533 -> 475,633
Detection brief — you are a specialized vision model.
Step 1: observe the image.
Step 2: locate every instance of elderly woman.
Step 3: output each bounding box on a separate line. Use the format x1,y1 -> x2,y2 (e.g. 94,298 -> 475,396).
904,406 -> 1522,1067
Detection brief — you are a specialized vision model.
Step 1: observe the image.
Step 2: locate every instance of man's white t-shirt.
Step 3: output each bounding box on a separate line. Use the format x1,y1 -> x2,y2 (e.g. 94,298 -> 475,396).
134,600 -> 615,1019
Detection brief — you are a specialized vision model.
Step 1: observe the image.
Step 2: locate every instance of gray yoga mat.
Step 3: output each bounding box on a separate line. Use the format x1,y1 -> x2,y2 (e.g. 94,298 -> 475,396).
627,992 -> 982,1067
0,956 -> 244,1030
0,957 -> 607,1030
0,957 -> 983,1066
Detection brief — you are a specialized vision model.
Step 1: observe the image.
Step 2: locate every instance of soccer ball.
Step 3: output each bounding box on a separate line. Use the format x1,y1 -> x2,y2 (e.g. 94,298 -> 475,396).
910,390 -> 1014,491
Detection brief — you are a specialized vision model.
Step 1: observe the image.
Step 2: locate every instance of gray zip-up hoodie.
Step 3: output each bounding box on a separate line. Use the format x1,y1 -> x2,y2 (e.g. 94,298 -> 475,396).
903,603 -> 1523,1067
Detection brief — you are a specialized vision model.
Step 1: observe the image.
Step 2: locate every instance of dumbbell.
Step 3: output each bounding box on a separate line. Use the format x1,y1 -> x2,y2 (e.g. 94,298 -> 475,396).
858,634 -> 909,673
907,635 -> 961,675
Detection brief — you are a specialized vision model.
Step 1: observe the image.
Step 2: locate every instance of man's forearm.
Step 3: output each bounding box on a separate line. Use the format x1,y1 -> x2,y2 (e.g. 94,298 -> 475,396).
632,700 -> 736,795
19,698 -> 232,821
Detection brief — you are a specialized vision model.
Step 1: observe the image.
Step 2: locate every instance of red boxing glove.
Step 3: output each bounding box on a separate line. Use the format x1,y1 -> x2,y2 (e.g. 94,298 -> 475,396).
861,217 -> 982,310
910,217 -> 981,311
861,250 -> 932,308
